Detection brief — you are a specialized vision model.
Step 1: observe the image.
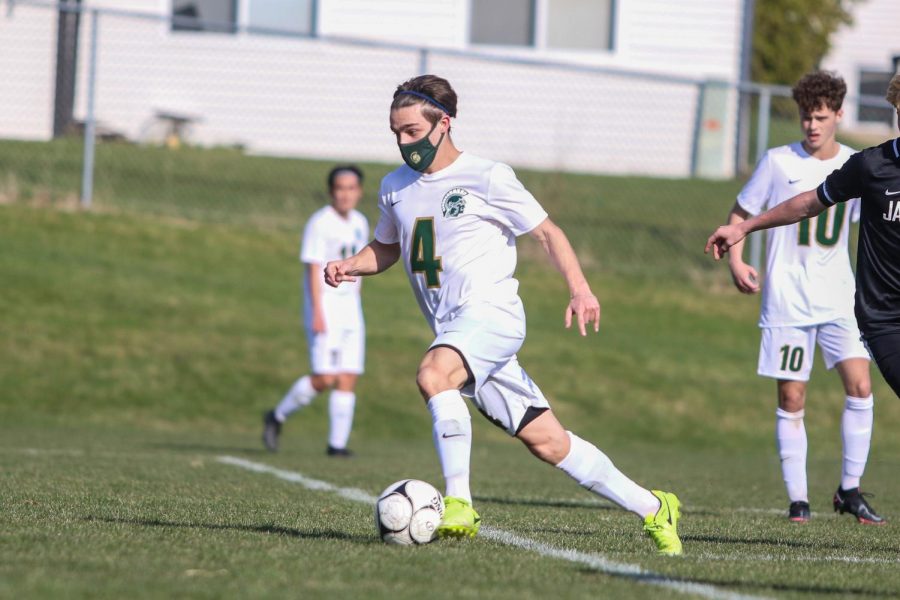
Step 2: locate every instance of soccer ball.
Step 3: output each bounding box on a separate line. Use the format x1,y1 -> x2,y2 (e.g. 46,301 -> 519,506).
375,479 -> 444,545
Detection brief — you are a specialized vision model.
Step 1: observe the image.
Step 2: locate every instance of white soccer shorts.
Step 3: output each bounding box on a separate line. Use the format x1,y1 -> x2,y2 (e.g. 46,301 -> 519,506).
430,299 -> 550,436
306,301 -> 365,375
757,318 -> 869,382
308,326 -> 365,375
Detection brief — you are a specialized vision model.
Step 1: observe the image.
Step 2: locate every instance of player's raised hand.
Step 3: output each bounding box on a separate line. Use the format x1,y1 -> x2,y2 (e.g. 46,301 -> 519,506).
565,292 -> 601,336
324,260 -> 357,287
705,224 -> 747,260
729,261 -> 761,294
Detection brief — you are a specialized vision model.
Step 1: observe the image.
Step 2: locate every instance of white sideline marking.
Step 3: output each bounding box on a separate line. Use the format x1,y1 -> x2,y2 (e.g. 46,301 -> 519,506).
217,455 -> 767,600
691,552 -> 900,565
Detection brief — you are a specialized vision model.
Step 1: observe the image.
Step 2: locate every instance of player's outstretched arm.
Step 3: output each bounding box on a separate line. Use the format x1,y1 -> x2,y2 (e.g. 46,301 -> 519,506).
724,203 -> 760,294
529,218 -> 600,336
324,240 -> 400,287
705,190 -> 825,260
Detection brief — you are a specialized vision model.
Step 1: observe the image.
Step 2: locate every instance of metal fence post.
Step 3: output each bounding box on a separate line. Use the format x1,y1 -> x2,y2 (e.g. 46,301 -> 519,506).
80,8 -> 99,209
748,87 -> 771,271
418,47 -> 428,75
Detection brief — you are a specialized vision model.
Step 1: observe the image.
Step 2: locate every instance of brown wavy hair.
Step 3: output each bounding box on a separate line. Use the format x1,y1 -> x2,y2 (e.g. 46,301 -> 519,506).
792,71 -> 847,113
391,75 -> 458,125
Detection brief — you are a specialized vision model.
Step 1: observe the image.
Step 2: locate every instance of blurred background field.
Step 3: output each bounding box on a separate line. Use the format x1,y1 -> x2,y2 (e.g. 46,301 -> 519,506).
3,137 -> 899,449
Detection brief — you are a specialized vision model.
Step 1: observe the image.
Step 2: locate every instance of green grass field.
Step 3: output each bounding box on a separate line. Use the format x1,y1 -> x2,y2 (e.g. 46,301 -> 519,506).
2,140 -> 900,599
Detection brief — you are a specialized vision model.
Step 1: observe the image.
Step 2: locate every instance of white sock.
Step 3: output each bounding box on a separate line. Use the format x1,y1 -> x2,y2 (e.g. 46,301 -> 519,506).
428,390 -> 472,503
841,394 -> 874,490
775,407 -> 808,503
327,390 -> 356,450
274,375 -> 317,422
556,432 -> 660,518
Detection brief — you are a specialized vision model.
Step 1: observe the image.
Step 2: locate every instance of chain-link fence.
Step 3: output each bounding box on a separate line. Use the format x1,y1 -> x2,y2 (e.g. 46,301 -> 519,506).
1,0 -> 896,280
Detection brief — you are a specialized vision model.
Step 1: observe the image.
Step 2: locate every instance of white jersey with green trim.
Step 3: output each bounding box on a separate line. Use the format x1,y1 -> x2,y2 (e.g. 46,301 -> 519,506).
737,142 -> 860,328
374,152 -> 548,332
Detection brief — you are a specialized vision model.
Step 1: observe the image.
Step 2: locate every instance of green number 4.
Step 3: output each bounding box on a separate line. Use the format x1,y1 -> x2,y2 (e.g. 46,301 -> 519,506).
411,217 -> 442,288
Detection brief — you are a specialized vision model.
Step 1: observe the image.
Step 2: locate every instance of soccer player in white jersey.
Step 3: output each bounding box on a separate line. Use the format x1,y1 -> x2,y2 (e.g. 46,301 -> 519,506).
323,75 -> 683,555
263,166 -> 369,457
723,71 -> 882,524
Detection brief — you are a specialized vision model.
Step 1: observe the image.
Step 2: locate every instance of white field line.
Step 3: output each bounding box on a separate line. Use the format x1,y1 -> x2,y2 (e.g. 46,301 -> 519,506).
217,455 -> 768,600
690,552 -> 900,565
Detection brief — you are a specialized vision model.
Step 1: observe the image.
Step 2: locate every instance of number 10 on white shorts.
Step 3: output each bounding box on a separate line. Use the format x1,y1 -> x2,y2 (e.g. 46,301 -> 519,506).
757,319 -> 869,382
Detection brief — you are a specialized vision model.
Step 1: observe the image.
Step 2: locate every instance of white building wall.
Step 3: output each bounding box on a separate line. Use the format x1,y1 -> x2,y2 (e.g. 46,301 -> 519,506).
0,4 -> 56,140
0,0 -> 746,177
821,0 -> 900,132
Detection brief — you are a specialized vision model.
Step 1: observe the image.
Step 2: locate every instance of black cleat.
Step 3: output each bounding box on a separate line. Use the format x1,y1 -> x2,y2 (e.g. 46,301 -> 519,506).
326,445 -> 353,458
262,410 -> 282,452
788,501 -> 811,523
833,487 -> 886,525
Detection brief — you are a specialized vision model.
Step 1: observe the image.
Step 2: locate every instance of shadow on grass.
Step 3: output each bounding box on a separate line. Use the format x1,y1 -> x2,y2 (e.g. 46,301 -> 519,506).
147,442 -> 269,455
474,495 -> 717,517
681,533 -> 848,551
84,516 -> 374,544
475,495 -> 618,511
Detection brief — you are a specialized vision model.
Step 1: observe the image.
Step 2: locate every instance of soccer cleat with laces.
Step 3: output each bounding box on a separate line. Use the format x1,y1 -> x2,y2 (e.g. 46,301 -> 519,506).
437,497 -> 481,539
788,501 -> 811,523
833,487 -> 886,525
643,490 -> 683,556
262,410 -> 282,453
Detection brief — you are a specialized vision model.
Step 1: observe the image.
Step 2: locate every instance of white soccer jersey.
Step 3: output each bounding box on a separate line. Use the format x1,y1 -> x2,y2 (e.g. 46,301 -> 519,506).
374,152 -> 548,331
301,205 -> 368,319
737,142 -> 861,328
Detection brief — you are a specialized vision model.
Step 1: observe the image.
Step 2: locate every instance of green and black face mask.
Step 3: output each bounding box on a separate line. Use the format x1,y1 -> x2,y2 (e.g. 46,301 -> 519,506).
399,121 -> 445,172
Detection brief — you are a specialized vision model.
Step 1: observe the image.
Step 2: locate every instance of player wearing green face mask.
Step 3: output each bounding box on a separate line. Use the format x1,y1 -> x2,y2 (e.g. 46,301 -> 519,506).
393,88 -> 454,172
324,75 -> 684,556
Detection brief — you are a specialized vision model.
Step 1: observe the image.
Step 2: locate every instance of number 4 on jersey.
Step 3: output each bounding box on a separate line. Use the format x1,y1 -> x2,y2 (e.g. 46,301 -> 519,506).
411,217 -> 443,288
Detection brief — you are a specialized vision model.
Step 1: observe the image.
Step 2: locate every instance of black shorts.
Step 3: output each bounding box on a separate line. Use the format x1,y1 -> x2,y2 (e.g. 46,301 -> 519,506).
866,333 -> 900,399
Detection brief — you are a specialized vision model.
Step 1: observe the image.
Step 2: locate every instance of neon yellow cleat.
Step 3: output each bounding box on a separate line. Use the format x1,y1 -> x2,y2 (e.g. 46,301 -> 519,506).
437,497 -> 481,539
643,490 -> 683,556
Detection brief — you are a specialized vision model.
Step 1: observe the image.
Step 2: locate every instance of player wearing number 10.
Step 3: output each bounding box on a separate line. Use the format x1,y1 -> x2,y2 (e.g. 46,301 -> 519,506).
324,75 -> 683,556
722,72 -> 882,524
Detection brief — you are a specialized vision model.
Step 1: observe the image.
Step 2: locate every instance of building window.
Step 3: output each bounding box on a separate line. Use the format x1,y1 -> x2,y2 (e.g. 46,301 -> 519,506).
546,0 -> 613,51
858,70 -> 894,125
172,0 -> 237,33
469,0 -> 615,51
247,0 -> 315,36
470,0 -> 535,46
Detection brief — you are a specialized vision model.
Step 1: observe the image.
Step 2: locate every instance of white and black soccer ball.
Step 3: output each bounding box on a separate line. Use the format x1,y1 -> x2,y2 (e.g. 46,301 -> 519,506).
375,479 -> 444,545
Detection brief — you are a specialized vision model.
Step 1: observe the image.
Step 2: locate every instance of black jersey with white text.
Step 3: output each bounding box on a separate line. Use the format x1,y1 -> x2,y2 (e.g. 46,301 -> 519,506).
817,138 -> 900,338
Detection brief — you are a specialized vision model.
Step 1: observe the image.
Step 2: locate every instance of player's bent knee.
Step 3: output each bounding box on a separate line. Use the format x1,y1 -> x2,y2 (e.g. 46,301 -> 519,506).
416,364 -> 452,398
846,380 -> 872,398
779,395 -> 805,412
311,374 -> 336,391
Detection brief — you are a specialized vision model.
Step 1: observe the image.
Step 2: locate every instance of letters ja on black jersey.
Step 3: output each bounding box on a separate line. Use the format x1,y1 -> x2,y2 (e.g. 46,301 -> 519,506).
817,138 -> 900,338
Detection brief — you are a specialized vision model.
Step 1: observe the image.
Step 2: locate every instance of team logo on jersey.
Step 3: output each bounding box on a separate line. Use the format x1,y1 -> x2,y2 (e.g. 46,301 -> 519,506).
441,188 -> 468,218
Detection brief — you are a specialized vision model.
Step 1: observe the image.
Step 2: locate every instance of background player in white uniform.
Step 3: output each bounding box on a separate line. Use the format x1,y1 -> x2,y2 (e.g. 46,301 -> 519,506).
263,166 -> 369,457
723,72 -> 881,524
324,75 -> 683,556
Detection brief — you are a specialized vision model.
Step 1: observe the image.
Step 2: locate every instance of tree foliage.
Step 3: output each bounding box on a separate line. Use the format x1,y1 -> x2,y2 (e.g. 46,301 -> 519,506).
752,0 -> 862,85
